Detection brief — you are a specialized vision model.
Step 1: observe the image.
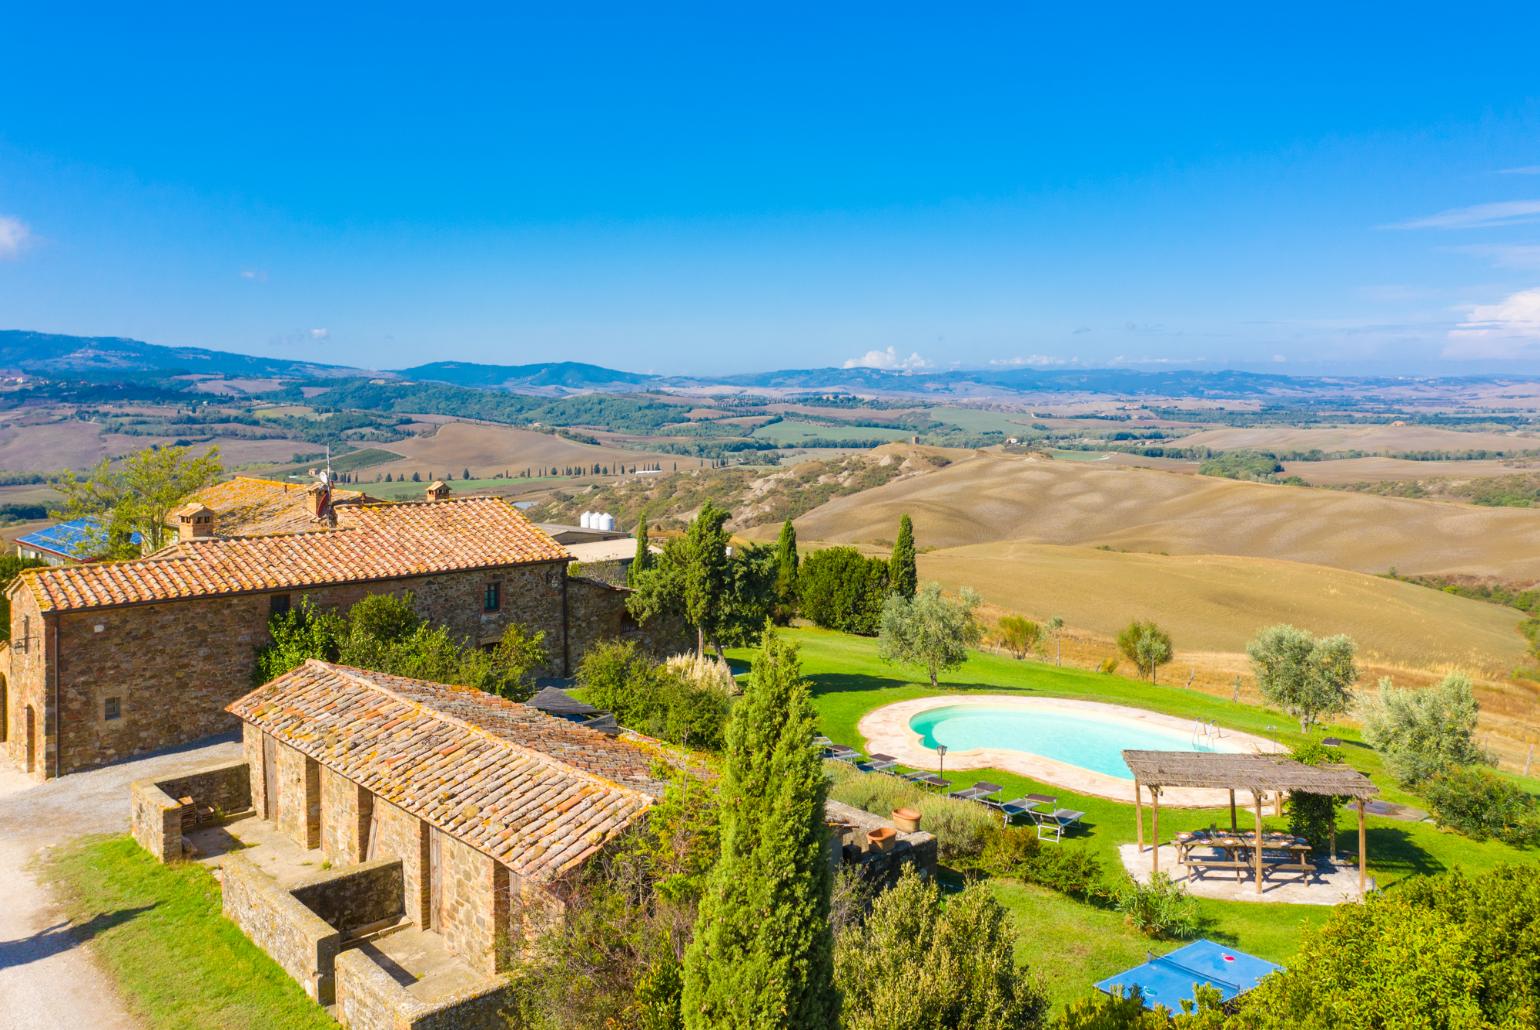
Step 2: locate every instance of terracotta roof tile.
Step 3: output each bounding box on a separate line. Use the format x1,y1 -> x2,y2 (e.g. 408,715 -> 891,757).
183,476 -> 368,536
229,661 -> 669,881
19,497 -> 571,612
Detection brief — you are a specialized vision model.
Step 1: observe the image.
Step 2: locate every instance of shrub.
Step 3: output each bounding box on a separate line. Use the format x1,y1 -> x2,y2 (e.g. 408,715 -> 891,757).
798,547 -> 890,635
978,825 -> 1041,877
1236,865 -> 1540,1027
1287,741 -> 1346,854
1097,656 -> 1119,675
1116,620 -> 1174,683
579,639 -> 733,751
1114,873 -> 1200,939
835,869 -> 1050,1030
1423,766 -> 1540,846
1359,672 -> 1488,787
663,652 -> 740,696
1026,845 -> 1105,900
995,615 -> 1043,659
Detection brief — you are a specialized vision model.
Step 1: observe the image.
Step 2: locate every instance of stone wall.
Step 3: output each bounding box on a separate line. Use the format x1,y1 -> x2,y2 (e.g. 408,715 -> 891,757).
1,589 -> 51,778
369,798 -> 432,927
335,948 -> 514,1030
320,764 -> 371,867
566,576 -> 692,664
824,800 -> 939,886
221,853 -> 342,1003
433,831 -> 513,975
129,759 -> 251,863
275,741 -> 321,850
289,859 -> 404,936
130,779 -> 184,864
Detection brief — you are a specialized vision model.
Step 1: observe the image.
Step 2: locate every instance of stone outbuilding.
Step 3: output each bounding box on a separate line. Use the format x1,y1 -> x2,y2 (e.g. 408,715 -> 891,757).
2,493 -> 676,780
129,660 -> 674,1027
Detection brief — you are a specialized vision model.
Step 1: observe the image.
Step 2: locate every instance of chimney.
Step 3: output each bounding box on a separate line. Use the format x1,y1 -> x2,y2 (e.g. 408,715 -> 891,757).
305,482 -> 330,519
426,480 -> 451,502
175,502 -> 216,542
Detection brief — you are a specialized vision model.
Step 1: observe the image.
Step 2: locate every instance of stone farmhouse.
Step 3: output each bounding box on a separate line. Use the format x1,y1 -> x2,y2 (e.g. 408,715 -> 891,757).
131,660 -> 674,1027
1,479 -> 668,780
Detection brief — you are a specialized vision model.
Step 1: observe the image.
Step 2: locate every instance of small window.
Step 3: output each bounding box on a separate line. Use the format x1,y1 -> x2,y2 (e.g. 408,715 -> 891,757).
484,582 -> 501,612
269,594 -> 292,618
103,697 -> 122,721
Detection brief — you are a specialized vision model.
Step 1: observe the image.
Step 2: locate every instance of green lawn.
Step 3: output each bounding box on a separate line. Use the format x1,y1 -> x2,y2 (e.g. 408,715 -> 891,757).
729,626 -> 1538,1008
42,836 -> 338,1030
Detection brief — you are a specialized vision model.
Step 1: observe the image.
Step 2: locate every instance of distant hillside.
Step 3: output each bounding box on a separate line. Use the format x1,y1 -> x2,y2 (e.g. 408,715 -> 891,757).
0,330 -> 359,381
396,360 -> 654,392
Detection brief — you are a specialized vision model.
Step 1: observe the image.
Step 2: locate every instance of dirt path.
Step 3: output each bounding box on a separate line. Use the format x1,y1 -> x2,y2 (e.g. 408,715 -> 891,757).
0,737 -> 241,1029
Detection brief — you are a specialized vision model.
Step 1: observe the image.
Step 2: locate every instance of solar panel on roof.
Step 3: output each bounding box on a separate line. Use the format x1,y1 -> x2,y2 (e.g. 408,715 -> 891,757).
16,518 -> 143,558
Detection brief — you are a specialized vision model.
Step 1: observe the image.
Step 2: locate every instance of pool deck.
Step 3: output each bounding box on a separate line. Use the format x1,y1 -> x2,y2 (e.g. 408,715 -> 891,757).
856,695 -> 1284,807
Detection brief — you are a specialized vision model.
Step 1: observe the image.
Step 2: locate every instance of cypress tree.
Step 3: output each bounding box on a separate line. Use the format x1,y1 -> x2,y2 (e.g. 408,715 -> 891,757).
628,515 -> 653,586
772,518 -> 799,623
683,502 -> 731,657
681,630 -> 838,1029
890,513 -> 917,599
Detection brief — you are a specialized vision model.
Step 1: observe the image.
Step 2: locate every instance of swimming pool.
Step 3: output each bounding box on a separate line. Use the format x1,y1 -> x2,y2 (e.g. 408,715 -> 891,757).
909,703 -> 1227,781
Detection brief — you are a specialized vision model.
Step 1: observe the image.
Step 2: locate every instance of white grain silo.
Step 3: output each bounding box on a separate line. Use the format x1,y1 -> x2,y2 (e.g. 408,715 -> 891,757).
598,512 -> 617,532
579,511 -> 593,529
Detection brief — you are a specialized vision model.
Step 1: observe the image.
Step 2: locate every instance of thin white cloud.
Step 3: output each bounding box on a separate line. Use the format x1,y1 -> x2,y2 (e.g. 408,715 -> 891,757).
841,346 -> 930,371
1498,166 -> 1540,175
309,328 -> 330,340
0,215 -> 32,259
989,354 -> 1080,367
1388,200 -> 1540,230
1445,287 -> 1540,358
240,268 -> 269,282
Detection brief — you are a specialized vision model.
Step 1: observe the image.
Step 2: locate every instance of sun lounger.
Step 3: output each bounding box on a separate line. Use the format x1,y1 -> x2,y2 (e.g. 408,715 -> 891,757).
826,744 -> 861,763
1029,807 -> 1085,842
1023,793 -> 1058,808
991,796 -> 1048,826
948,781 -> 1001,803
904,772 -> 952,791
863,753 -> 900,774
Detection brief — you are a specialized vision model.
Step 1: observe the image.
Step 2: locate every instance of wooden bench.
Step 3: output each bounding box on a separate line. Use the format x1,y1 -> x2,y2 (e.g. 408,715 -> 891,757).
1182,856 -> 1253,881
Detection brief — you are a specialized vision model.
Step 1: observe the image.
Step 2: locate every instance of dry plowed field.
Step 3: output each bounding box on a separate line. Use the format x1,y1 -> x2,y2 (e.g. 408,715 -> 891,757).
1176,424 -> 1540,454
377,420 -> 706,477
776,452 -> 1540,580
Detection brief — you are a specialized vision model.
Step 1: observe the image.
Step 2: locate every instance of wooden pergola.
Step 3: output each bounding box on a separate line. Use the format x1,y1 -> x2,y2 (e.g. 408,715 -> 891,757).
1122,750 -> 1380,895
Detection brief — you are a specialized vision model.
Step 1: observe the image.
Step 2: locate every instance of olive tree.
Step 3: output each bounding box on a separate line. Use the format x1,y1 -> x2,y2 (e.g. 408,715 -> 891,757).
1117,620 -> 1173,683
1359,672 -> 1489,787
878,582 -> 982,689
1246,624 -> 1358,733
995,615 -> 1043,660
53,444 -> 224,557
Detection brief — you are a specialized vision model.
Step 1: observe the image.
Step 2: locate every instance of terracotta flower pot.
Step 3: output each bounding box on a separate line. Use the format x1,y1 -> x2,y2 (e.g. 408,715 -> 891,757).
867,826 -> 897,853
891,807 -> 922,833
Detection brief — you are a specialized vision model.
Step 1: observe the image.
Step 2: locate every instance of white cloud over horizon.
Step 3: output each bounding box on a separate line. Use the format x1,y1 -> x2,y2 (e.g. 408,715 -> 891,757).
1388,199 -> 1540,230
1498,166 -> 1540,175
841,346 -> 930,371
0,215 -> 32,259
1446,286 -> 1540,358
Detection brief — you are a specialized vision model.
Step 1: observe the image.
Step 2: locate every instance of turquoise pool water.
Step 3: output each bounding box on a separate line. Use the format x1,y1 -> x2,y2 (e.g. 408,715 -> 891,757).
909,704 -> 1223,781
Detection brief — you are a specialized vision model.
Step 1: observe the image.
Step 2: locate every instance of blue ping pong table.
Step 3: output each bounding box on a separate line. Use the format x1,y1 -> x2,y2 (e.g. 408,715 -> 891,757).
1094,938 -> 1281,1011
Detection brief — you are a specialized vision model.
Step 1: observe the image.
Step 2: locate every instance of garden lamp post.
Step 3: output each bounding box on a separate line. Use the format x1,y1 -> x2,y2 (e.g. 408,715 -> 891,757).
936,744 -> 948,781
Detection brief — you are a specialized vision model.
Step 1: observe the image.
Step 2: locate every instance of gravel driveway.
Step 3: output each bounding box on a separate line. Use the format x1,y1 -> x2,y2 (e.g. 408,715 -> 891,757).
0,737 -> 242,1030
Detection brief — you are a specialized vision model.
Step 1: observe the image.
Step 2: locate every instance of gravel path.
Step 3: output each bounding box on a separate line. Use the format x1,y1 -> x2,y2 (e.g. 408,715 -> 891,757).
0,737 -> 242,1030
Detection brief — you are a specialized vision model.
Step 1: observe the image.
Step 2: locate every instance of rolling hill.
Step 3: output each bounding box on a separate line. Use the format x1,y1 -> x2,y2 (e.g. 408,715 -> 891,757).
753,450 -> 1540,581
0,330 -> 358,380
395,360 -> 654,392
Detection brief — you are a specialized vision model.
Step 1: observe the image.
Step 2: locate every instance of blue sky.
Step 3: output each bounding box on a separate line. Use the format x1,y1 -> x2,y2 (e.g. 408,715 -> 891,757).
3,5 -> 1540,375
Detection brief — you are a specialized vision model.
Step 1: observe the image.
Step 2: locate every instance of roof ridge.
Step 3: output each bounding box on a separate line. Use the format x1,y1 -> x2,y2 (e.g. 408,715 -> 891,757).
319,660 -> 649,801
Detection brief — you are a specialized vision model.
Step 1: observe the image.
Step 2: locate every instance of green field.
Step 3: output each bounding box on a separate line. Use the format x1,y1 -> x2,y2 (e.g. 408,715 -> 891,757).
362,474 -> 563,500
929,406 -> 1042,436
751,419 -> 913,445
43,836 -> 339,1030
729,626 -> 1538,1009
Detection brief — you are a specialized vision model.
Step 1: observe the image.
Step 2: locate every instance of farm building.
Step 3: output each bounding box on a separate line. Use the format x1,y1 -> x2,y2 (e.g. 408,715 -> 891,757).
0,484 -> 679,780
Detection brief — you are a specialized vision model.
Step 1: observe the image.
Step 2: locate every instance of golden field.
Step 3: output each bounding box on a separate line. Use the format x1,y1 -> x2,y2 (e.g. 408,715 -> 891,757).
765,451 -> 1540,581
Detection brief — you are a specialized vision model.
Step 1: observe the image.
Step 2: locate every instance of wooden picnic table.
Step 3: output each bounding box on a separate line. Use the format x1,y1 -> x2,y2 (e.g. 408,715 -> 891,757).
1176,830 -> 1313,882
